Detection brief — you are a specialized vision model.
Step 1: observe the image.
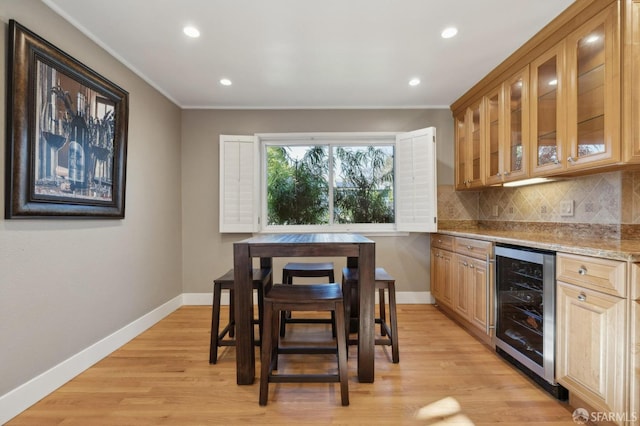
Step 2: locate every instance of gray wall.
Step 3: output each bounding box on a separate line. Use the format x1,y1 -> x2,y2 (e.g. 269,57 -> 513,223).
0,0 -> 456,404
180,109 -> 454,294
0,0 -> 183,395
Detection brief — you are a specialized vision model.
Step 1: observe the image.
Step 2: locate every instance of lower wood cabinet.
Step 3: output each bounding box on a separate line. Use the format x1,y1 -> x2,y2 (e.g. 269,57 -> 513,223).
431,246 -> 454,308
431,234 -> 493,343
455,254 -> 491,333
556,282 -> 627,419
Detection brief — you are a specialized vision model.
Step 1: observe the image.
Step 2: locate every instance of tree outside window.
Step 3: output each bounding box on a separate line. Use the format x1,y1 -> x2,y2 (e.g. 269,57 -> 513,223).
266,144 -> 394,226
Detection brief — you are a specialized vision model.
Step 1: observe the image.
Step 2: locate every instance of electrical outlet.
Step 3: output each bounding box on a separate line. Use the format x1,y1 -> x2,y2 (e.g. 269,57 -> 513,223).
560,200 -> 574,217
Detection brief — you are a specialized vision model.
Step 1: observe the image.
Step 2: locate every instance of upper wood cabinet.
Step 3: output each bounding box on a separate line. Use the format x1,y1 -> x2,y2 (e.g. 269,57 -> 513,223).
486,67 -> 530,184
623,0 -> 640,161
530,42 -> 567,176
455,101 -> 484,190
452,0 -> 634,188
565,3 -> 620,171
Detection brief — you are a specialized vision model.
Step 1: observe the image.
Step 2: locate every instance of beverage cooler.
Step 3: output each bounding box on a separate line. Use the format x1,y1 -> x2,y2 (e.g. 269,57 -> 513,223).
494,245 -> 567,399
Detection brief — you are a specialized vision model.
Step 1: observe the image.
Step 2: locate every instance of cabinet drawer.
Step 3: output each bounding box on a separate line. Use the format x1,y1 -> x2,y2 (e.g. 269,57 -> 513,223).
431,234 -> 454,251
556,253 -> 626,297
454,237 -> 492,260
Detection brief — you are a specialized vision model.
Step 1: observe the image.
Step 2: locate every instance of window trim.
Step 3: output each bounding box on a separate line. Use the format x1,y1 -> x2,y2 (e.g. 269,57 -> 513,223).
258,132 -> 398,233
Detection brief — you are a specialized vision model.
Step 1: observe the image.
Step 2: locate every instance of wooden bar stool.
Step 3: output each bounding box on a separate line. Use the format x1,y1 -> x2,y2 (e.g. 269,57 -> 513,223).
280,262 -> 336,337
342,267 -> 399,363
259,283 -> 349,406
209,268 -> 272,364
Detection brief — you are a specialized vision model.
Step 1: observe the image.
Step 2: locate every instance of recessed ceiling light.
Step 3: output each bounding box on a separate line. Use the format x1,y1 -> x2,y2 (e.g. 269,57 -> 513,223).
409,78 -> 421,87
441,27 -> 458,39
220,78 -> 232,86
183,26 -> 200,38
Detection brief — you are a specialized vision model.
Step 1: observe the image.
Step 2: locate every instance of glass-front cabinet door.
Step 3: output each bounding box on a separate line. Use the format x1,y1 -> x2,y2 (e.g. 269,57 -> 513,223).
626,0 -> 640,162
530,42 -> 566,176
468,101 -> 484,188
455,101 -> 484,189
455,113 -> 468,190
485,86 -> 503,185
504,67 -> 529,182
565,3 -> 620,170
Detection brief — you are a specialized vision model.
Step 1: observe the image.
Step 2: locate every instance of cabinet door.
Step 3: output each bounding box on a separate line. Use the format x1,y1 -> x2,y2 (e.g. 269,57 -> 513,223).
556,282 -> 627,417
565,3 -> 620,170
432,249 -> 454,308
625,0 -> 640,162
503,67 -> 529,182
485,85 -> 504,185
468,101 -> 484,188
455,113 -> 469,190
455,103 -> 484,189
469,257 -> 492,334
530,41 -> 566,176
454,254 -> 471,317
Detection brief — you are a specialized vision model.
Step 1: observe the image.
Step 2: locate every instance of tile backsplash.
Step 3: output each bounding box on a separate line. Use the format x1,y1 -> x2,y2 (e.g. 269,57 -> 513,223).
438,171 -> 640,225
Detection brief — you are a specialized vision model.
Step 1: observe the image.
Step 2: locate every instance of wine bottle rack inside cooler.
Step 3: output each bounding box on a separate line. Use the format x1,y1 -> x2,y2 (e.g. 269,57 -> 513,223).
494,245 -> 567,399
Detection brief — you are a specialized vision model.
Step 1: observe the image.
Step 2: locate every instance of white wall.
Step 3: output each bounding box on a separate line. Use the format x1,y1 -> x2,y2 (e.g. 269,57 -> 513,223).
0,0 -> 183,398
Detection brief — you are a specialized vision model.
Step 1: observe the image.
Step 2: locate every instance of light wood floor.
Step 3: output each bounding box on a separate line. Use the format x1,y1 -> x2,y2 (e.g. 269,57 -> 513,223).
8,305 -> 577,425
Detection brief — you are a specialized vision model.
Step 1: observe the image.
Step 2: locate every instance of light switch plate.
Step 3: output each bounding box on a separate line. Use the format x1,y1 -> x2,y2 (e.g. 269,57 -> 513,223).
560,200 -> 574,217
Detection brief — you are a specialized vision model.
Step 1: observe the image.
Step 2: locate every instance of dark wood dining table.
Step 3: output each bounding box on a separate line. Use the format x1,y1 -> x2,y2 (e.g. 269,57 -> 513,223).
233,233 -> 376,385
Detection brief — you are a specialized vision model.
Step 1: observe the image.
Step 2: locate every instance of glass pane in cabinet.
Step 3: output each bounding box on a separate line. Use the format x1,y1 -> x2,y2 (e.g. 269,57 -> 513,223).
488,93 -> 500,178
471,106 -> 481,180
509,79 -> 523,173
456,118 -> 467,185
536,57 -> 559,166
576,24 -> 605,158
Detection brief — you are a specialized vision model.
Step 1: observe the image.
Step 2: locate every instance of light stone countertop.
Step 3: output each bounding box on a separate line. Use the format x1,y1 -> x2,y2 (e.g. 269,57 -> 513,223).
435,228 -> 640,262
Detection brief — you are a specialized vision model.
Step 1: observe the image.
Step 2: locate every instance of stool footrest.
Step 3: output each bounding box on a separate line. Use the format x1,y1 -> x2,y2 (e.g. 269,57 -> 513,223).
282,318 -> 333,324
268,374 -> 340,383
277,346 -> 338,355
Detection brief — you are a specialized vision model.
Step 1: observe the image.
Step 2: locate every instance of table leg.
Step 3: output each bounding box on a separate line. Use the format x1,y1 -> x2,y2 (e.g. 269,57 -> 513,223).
233,243 -> 254,385
357,243 -> 375,383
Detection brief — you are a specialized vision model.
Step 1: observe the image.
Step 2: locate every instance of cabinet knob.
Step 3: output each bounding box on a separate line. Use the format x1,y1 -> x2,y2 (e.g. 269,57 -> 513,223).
504,171 -> 510,176
553,159 -> 560,165
567,156 -> 575,163
577,292 -> 587,302
463,261 -> 468,267
578,266 -> 587,275
496,172 -> 502,177
467,245 -> 473,250
469,264 -> 475,269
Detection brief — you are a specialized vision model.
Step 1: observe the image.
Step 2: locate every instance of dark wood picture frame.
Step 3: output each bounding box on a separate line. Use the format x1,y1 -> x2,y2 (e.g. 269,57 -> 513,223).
5,20 -> 129,219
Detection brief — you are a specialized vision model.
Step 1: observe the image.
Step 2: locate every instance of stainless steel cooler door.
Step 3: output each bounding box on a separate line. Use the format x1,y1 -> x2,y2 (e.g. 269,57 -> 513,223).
494,245 -> 556,385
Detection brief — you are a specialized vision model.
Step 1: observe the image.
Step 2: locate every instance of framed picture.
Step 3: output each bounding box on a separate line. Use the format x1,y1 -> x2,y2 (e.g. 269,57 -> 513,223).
5,20 -> 129,219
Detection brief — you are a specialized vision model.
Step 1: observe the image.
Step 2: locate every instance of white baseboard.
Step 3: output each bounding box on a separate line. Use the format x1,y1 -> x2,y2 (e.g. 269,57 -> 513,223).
0,295 -> 183,425
182,291 -> 434,305
1,290 -> 432,424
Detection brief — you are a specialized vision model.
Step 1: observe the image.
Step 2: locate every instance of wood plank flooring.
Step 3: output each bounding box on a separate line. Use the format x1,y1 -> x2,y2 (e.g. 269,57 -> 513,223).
7,305 -> 577,425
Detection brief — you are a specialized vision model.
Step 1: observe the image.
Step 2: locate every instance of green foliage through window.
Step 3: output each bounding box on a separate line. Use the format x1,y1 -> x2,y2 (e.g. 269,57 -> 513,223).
266,144 -> 394,226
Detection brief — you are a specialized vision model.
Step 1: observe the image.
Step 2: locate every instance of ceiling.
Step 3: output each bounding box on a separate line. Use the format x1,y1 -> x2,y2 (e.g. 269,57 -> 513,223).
42,0 -> 575,109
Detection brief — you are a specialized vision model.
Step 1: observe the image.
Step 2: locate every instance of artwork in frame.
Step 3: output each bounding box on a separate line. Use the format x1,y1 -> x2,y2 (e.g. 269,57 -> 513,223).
5,20 -> 129,219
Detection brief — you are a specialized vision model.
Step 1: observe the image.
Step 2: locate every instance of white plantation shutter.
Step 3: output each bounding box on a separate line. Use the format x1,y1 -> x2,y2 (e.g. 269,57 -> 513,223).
395,127 -> 438,232
219,135 -> 259,233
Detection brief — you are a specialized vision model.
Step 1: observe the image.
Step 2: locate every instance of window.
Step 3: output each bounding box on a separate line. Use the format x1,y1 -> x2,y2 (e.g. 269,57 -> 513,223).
265,143 -> 395,228
219,128 -> 437,234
